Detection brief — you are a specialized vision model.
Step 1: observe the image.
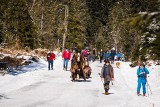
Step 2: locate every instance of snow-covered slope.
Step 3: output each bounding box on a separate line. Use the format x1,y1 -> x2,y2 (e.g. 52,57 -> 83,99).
0,57 -> 160,107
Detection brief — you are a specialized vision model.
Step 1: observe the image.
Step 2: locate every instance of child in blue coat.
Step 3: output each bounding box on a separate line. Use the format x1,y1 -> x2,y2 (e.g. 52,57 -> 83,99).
137,62 -> 149,96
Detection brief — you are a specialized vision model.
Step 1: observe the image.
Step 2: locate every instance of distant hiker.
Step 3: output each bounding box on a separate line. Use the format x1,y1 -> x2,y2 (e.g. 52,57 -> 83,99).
87,50 -> 91,61
62,48 -> 71,71
104,50 -> 110,61
101,59 -> 114,95
60,47 -> 63,52
110,49 -> 116,64
137,62 -> 149,96
99,49 -> 104,63
125,56 -> 128,62
92,48 -> 96,62
82,49 -> 87,57
47,50 -> 55,70
73,47 -> 78,53
117,52 -> 122,61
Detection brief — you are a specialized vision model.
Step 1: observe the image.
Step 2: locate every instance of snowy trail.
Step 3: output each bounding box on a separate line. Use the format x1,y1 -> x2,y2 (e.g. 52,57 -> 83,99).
0,58 -> 160,107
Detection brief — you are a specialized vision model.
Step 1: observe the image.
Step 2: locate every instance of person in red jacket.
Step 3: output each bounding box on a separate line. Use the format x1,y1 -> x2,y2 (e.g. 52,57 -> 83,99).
47,50 -> 55,70
62,48 -> 71,71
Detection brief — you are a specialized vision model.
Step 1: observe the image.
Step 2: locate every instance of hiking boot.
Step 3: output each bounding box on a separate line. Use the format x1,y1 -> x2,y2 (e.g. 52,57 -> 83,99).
105,91 -> 108,95
63,68 -> 66,71
143,94 -> 146,96
137,92 -> 140,96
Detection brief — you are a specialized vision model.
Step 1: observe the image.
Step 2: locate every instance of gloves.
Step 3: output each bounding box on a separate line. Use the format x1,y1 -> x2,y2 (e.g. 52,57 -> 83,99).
139,72 -> 145,75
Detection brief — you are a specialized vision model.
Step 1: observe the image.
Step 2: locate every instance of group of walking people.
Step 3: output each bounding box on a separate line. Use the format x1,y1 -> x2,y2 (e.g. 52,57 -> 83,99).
46,48 -> 71,71
46,48 -> 150,96
99,48 -> 123,64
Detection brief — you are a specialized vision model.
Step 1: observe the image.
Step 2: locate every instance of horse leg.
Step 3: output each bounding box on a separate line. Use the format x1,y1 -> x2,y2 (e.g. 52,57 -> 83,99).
88,71 -> 91,78
85,69 -> 89,79
71,72 -> 75,81
76,70 -> 80,80
86,69 -> 90,78
82,69 -> 86,81
75,69 -> 79,81
74,70 -> 77,80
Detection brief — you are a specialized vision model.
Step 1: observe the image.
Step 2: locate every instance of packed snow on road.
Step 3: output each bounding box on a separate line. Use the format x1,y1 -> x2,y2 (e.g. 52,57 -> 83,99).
0,55 -> 160,107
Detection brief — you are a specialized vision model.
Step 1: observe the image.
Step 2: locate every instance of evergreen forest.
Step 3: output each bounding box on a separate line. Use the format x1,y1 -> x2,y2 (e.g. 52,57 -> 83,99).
1,0 -> 160,61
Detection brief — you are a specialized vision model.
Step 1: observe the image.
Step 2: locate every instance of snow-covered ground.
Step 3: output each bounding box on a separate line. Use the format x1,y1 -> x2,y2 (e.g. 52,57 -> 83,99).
0,55 -> 160,107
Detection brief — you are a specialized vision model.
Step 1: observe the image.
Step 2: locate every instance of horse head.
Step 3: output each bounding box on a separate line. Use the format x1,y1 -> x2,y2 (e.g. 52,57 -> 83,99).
74,53 -> 81,62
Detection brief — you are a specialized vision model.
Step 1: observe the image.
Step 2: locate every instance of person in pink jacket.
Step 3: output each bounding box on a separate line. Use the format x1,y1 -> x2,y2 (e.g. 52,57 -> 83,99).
62,48 -> 71,71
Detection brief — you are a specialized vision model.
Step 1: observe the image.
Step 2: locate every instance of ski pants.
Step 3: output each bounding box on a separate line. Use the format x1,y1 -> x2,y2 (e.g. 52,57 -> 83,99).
63,58 -> 69,70
137,77 -> 146,94
100,56 -> 103,63
104,75 -> 111,92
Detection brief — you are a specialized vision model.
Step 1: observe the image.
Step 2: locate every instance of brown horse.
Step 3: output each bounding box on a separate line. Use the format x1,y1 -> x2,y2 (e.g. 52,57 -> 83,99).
82,56 -> 92,79
70,53 -> 85,81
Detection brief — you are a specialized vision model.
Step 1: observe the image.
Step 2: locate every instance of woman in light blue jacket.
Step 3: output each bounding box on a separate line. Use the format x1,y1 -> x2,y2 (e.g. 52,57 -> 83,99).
137,62 -> 149,96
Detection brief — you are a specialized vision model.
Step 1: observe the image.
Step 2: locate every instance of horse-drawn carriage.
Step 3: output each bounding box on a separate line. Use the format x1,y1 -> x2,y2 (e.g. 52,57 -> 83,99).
70,52 -> 91,81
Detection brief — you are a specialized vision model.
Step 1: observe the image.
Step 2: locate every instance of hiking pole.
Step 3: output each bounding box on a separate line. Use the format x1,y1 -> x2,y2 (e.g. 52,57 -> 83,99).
146,75 -> 152,95
146,82 -> 149,96
147,81 -> 152,95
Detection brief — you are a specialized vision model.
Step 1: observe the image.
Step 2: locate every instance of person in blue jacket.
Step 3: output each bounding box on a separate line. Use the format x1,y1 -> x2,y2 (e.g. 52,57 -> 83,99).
110,49 -> 116,64
117,52 -> 122,61
104,50 -> 110,61
137,62 -> 149,96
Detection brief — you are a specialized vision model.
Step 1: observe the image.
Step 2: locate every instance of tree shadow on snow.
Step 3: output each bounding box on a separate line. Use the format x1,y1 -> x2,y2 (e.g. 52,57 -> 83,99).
7,69 -> 29,76
0,94 -> 11,100
7,65 -> 44,76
